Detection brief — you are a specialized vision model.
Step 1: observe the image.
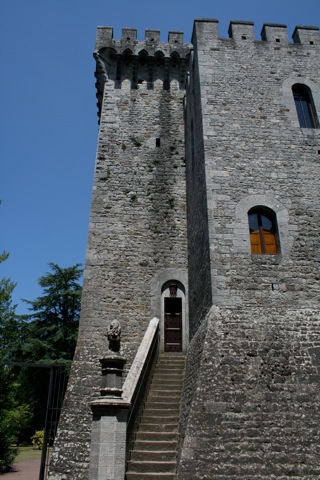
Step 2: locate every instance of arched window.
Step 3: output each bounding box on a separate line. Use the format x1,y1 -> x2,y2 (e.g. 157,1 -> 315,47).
292,84 -> 318,128
248,207 -> 280,255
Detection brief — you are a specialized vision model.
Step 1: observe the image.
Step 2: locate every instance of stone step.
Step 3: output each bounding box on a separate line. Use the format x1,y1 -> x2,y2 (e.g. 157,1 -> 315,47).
140,415 -> 179,425
149,385 -> 182,397
149,386 -> 182,393
154,363 -> 184,373
143,407 -> 180,416
156,362 -> 185,367
144,402 -> 180,410
147,392 -> 181,401
158,356 -> 185,363
126,354 -> 185,479
152,372 -> 184,378
127,460 -> 176,473
135,431 -> 178,442
138,423 -> 178,433
133,440 -> 178,452
156,363 -> 185,368
126,473 -> 176,480
158,352 -> 185,356
130,450 -> 176,462
152,372 -> 183,383
151,378 -> 183,385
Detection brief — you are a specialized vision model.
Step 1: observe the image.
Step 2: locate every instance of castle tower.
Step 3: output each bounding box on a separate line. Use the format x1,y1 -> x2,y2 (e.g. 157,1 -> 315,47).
179,20 -> 320,479
48,27 -> 190,479
49,19 -> 320,480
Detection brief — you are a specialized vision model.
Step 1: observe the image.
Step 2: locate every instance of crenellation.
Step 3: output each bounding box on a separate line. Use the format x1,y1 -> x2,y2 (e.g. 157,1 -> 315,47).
121,27 -> 137,43
95,26 -> 113,49
292,25 -> 319,45
145,29 -> 160,45
192,18 -> 219,47
261,23 -> 288,43
168,31 -> 184,44
228,20 -> 255,41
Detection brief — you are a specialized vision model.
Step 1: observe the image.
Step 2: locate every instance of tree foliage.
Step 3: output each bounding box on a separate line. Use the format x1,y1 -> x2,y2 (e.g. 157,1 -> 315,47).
0,367 -> 18,472
0,253 -> 22,470
0,252 -> 21,362
0,259 -> 82,469
23,262 -> 82,363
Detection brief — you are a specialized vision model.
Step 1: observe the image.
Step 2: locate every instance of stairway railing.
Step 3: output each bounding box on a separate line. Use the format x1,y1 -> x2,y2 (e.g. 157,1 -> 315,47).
123,317 -> 159,424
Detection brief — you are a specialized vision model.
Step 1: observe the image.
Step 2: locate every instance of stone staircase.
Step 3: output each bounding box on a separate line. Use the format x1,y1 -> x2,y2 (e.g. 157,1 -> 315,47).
126,353 -> 185,480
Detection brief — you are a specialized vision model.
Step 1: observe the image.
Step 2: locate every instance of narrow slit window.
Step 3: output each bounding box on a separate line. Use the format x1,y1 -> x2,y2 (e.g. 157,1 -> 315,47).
248,207 -> 280,255
156,137 -> 160,147
292,84 -> 318,128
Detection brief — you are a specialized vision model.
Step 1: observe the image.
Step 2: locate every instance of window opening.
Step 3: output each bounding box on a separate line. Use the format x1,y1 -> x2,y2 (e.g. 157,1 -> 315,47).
248,207 -> 280,255
156,137 -> 160,147
292,84 -> 318,128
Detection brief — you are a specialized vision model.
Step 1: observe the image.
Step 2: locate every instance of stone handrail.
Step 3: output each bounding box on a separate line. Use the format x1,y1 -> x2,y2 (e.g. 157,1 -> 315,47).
122,317 -> 159,403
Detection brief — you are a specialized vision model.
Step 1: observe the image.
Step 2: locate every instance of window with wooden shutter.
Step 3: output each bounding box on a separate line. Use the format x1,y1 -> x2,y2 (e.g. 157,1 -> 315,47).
248,208 -> 279,255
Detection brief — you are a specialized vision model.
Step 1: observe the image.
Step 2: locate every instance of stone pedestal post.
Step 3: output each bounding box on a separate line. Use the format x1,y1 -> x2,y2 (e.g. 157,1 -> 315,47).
100,355 -> 126,397
89,353 -> 130,480
89,402 -> 130,480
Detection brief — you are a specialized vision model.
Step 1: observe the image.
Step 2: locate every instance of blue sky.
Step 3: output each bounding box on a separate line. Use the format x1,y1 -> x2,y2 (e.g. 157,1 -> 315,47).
0,0 -> 319,314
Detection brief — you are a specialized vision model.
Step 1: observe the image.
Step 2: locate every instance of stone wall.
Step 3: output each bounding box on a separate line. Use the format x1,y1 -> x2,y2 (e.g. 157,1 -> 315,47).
178,305 -> 320,479
188,19 -> 320,309
185,45 -> 213,337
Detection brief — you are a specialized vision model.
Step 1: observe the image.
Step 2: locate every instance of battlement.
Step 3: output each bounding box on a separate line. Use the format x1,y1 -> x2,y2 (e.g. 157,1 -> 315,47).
94,20 -> 319,118
94,27 -> 190,120
95,26 -> 189,55
192,18 -> 319,45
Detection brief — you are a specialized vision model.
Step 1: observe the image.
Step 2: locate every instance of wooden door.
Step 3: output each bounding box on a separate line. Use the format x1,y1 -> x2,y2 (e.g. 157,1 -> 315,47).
164,297 -> 182,352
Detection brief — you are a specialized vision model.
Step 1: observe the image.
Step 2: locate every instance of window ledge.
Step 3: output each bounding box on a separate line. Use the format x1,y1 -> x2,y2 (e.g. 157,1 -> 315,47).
250,254 -> 282,265
298,127 -> 320,135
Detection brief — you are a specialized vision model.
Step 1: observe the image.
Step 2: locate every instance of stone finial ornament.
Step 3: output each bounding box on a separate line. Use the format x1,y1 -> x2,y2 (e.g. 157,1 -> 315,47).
107,320 -> 121,352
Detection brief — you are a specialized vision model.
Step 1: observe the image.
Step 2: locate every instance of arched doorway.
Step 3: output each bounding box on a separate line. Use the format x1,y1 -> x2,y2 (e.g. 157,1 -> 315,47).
161,281 -> 187,352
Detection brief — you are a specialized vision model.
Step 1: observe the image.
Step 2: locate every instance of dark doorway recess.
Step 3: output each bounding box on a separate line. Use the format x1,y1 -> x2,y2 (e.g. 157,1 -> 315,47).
164,297 -> 182,352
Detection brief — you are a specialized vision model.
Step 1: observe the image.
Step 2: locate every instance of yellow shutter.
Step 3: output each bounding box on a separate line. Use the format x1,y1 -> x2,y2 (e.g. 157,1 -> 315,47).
250,231 -> 261,254
263,231 -> 277,254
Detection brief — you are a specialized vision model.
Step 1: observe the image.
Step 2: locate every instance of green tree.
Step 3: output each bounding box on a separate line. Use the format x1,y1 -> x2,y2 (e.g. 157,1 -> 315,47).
23,262 -> 83,363
0,261 -> 82,455
15,263 -> 83,438
0,367 -> 17,472
0,252 -> 22,362
0,367 -> 33,471
0,252 -> 27,471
